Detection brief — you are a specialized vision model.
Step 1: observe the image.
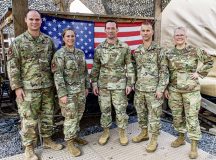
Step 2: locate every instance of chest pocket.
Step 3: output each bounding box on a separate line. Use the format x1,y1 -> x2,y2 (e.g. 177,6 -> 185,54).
168,55 -> 183,71
111,47 -> 125,65
20,43 -> 35,60
134,51 -> 144,67
65,55 -> 78,70
100,48 -> 110,65
185,52 -> 198,69
37,44 -> 49,60
135,50 -> 158,66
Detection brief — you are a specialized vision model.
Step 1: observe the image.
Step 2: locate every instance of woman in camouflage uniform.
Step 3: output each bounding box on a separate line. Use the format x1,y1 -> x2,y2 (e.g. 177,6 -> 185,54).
165,27 -> 213,159
52,29 -> 90,157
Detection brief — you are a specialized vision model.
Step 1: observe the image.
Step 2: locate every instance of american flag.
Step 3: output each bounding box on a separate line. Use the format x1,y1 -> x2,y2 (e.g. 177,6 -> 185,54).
41,15 -> 143,70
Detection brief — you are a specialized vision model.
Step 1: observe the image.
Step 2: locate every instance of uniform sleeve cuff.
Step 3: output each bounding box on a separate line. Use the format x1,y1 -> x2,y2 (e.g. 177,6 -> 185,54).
92,82 -> 98,88
11,84 -> 23,91
58,90 -> 68,98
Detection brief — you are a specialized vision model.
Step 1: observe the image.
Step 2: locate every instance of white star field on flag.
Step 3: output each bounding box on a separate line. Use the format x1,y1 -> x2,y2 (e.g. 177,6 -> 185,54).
41,16 -> 95,60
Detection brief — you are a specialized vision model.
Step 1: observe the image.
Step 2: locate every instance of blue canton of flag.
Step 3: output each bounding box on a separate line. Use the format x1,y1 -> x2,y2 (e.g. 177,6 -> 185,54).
41,15 -> 95,60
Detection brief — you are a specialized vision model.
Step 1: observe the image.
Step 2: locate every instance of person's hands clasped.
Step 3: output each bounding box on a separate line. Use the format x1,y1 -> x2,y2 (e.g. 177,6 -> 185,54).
93,86 -> 99,96
155,91 -> 163,100
60,96 -> 68,104
126,86 -> 132,95
164,90 -> 169,99
85,89 -> 89,97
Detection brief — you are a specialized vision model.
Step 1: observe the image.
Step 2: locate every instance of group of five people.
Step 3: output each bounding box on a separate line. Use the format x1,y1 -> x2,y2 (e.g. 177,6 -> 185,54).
7,9 -> 213,160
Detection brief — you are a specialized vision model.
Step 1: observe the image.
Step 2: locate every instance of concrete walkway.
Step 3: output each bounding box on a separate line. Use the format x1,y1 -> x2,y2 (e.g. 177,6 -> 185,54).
1,123 -> 215,160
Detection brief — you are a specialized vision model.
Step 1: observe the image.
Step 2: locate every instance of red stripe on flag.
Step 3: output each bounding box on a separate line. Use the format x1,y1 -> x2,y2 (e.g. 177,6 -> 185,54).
94,43 -> 99,48
94,21 -> 143,62
87,64 -> 93,69
125,40 -> 143,46
95,22 -> 143,27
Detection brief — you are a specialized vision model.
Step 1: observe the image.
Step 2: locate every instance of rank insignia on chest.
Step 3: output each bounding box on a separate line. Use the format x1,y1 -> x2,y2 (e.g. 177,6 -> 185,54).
135,51 -> 142,55
51,62 -> 57,72
7,47 -> 13,57
42,39 -> 49,44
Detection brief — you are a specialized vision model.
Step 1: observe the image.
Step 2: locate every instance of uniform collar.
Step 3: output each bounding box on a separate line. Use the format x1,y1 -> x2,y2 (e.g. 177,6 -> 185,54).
101,39 -> 124,48
142,41 -> 160,51
24,31 -> 45,43
63,46 -> 75,53
174,44 -> 193,52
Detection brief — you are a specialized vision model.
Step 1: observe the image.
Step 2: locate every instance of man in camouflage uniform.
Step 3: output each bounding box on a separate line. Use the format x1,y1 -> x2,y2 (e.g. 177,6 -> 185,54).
164,27 -> 213,159
7,10 -> 63,160
132,22 -> 168,152
52,28 -> 90,157
90,20 -> 135,146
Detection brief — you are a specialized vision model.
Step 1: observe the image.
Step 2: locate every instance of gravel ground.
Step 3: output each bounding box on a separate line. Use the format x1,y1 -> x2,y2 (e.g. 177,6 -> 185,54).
0,116 -> 215,159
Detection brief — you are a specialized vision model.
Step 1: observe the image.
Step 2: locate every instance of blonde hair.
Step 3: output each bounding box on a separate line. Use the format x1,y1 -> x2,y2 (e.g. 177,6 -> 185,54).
174,27 -> 187,36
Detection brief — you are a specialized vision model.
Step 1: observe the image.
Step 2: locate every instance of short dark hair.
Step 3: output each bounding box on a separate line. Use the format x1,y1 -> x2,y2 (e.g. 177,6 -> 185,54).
141,21 -> 153,28
25,9 -> 42,18
105,20 -> 118,29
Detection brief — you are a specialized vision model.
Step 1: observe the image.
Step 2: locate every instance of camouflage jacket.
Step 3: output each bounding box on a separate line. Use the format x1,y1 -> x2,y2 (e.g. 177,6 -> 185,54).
52,46 -> 90,98
166,45 -> 213,92
7,31 -> 55,90
90,39 -> 135,90
133,42 -> 168,92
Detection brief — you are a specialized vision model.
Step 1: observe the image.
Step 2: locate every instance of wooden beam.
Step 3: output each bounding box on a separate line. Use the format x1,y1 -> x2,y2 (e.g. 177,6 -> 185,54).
53,0 -> 70,12
41,10 -> 154,23
0,8 -> 12,25
154,0 -> 162,44
101,0 -> 112,14
0,14 -> 13,31
12,0 -> 28,37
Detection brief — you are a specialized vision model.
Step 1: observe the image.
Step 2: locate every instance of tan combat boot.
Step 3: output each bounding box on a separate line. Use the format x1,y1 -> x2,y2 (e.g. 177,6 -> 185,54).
189,140 -> 198,159
67,139 -> 81,157
119,128 -> 128,146
74,137 -> 88,145
24,144 -> 38,160
43,137 -> 63,150
171,133 -> 185,148
98,128 -> 110,145
132,128 -> 149,143
146,135 -> 158,153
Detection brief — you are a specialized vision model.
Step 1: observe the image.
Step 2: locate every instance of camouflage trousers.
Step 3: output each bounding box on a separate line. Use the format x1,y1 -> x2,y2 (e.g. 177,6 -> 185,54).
98,88 -> 128,129
59,91 -> 86,141
168,90 -> 202,140
16,87 -> 54,146
134,90 -> 163,135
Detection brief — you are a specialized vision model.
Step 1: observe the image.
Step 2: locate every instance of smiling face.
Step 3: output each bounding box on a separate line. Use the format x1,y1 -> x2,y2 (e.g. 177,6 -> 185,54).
105,22 -> 118,40
140,24 -> 154,42
25,10 -> 42,32
174,28 -> 187,46
63,30 -> 75,48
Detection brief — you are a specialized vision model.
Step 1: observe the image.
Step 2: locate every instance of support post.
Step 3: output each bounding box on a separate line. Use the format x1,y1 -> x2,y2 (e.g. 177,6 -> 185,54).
53,0 -> 70,12
0,31 -> 6,77
154,0 -> 162,44
12,0 -> 28,37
